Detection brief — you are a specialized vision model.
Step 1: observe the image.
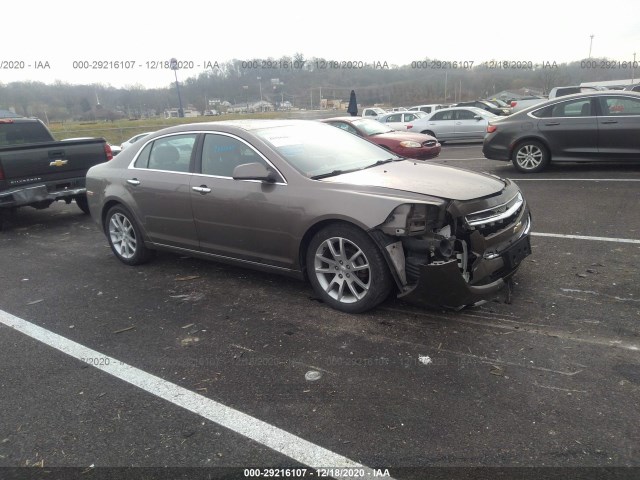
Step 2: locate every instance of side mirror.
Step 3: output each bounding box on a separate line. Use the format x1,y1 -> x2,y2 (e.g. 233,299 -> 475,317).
232,162 -> 277,182
474,115 -> 483,120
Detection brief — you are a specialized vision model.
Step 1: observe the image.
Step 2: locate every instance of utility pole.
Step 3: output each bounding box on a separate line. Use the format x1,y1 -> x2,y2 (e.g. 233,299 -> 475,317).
444,71 -> 448,103
632,52 -> 636,84
589,34 -> 594,58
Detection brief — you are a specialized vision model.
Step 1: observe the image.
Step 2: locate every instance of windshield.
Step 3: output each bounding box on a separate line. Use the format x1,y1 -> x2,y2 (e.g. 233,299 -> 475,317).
488,98 -> 509,107
350,118 -> 394,135
470,108 -> 498,118
255,123 -> 399,178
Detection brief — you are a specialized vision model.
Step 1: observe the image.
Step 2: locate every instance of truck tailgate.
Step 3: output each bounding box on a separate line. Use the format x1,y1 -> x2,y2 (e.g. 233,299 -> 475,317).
0,139 -> 108,185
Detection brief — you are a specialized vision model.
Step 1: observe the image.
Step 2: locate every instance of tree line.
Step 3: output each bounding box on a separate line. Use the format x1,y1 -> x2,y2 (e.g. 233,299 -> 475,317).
0,55 -> 636,121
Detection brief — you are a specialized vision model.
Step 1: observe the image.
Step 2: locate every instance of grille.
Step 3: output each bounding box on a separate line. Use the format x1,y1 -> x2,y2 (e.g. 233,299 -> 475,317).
422,140 -> 437,147
464,192 -> 523,236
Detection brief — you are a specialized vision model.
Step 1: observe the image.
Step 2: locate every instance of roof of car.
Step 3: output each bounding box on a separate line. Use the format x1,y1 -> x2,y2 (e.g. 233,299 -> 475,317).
159,119 -> 316,134
321,117 -> 370,122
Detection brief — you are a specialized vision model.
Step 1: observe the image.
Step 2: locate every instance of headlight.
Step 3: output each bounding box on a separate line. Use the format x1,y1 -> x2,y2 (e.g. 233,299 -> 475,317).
399,140 -> 422,148
379,203 -> 447,236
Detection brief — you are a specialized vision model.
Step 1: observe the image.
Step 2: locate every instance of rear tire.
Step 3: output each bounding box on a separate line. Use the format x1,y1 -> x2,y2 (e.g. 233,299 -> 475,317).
512,140 -> 550,173
306,223 -> 393,313
104,205 -> 153,265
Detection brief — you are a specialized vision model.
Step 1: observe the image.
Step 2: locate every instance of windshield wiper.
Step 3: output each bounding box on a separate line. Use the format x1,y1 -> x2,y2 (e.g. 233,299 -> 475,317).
362,158 -> 397,170
311,168 -> 359,180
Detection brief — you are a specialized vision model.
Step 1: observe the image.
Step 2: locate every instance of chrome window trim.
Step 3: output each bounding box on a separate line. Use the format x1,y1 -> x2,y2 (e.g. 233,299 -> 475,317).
126,131 -> 287,184
528,94 -> 640,119
200,131 -> 288,184
191,172 -> 287,186
128,132 -> 199,171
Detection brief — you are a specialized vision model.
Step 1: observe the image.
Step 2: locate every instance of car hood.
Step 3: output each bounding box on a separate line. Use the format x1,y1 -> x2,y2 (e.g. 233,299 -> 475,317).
321,161 -> 505,201
371,131 -> 436,142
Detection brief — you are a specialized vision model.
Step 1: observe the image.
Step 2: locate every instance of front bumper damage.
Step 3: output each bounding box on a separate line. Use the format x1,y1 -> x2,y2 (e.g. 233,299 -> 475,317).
398,229 -> 531,308
374,181 -> 532,309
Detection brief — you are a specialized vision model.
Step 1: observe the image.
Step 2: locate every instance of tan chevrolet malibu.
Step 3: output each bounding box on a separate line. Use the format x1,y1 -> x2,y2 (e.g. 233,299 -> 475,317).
86,120 -> 531,313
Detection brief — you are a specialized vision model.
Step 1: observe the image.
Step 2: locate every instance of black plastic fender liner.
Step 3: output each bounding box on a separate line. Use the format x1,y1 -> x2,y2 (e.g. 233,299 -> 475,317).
398,259 -> 506,309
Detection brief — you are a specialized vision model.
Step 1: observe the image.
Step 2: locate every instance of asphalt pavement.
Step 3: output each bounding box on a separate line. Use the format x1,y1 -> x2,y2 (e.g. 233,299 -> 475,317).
1,143 -> 639,480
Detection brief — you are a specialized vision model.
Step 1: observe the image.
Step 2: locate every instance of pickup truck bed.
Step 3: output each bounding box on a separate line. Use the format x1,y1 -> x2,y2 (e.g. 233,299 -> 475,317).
0,117 -> 112,227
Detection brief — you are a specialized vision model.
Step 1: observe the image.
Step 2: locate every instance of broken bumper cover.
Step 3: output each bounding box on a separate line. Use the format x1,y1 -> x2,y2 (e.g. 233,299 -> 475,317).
399,232 -> 532,309
0,179 -> 86,209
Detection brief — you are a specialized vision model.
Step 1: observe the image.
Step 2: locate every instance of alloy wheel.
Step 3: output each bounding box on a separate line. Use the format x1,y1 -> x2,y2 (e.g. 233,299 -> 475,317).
314,236 -> 371,303
109,212 -> 138,260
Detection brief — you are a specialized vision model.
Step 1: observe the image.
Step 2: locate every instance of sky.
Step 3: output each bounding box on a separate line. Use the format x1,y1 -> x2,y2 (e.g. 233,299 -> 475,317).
2,0 -> 639,89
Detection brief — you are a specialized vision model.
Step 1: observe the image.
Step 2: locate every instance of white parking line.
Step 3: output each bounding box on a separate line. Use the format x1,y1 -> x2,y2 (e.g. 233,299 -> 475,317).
0,309 -> 384,475
532,232 -> 640,244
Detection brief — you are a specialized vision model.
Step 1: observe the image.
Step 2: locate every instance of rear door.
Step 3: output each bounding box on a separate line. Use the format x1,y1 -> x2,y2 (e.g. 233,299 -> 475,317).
125,133 -> 199,248
453,109 -> 486,139
380,113 -> 404,130
595,95 -> 640,159
533,97 -> 598,159
422,110 -> 456,140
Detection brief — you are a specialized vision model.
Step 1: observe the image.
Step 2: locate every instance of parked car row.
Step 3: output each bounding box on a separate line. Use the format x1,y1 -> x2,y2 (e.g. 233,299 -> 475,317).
321,117 -> 440,160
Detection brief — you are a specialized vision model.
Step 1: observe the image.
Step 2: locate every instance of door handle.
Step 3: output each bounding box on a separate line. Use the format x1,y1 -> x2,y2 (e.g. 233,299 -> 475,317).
192,185 -> 211,194
544,122 -> 560,126
601,120 -> 618,124
127,179 -> 141,186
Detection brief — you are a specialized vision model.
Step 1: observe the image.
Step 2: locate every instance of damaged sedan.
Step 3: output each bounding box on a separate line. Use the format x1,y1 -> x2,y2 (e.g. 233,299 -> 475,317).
86,120 -> 531,313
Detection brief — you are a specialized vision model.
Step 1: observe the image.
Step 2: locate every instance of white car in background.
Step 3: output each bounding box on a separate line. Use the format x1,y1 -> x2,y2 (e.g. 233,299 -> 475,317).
361,107 -> 387,119
407,104 -> 447,114
121,131 -> 154,150
407,107 -> 497,143
376,111 -> 428,131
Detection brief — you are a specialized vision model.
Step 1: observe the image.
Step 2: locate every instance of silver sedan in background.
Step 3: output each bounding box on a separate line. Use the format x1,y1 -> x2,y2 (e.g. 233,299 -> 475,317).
376,111 -> 428,131
407,107 -> 498,143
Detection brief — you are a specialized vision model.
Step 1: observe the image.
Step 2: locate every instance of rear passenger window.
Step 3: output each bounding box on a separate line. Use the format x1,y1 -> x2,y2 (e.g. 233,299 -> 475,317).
534,100 -> 592,118
134,143 -> 152,168
145,134 -> 197,172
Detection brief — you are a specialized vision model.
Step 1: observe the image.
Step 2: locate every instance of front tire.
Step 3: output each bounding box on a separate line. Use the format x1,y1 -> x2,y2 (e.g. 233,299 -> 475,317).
306,223 -> 393,313
104,205 -> 153,265
512,140 -> 550,173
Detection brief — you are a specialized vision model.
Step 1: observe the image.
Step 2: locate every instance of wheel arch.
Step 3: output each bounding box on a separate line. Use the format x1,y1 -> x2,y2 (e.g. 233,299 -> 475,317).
298,219 -> 394,284
101,200 -> 151,246
509,135 -> 552,161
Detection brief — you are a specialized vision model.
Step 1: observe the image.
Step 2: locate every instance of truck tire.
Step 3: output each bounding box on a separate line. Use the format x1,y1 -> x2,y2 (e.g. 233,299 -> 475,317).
76,195 -> 90,215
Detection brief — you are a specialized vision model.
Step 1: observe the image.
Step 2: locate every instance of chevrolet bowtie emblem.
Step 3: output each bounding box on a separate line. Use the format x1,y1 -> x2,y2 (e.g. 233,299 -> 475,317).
513,221 -> 522,233
49,159 -> 68,167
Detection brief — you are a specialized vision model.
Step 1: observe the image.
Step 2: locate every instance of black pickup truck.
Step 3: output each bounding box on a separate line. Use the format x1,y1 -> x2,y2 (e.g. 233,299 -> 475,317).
0,116 -> 112,228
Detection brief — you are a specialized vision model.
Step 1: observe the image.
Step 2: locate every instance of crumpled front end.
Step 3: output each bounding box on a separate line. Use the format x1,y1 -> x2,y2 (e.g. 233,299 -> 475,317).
373,179 -> 531,309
